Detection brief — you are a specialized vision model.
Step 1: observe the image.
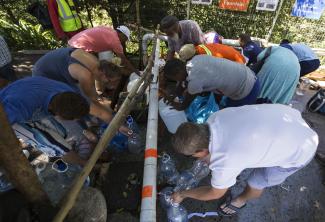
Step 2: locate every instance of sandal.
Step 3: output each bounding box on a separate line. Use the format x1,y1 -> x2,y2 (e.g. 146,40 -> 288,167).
218,195 -> 246,217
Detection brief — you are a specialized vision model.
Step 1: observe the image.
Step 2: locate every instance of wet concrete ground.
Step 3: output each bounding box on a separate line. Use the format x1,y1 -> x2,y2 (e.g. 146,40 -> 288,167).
5,54 -> 325,222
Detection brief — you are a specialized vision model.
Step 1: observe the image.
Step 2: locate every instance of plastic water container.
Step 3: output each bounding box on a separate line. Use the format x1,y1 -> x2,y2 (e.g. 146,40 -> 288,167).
167,203 -> 189,222
159,153 -> 180,185
158,99 -> 188,134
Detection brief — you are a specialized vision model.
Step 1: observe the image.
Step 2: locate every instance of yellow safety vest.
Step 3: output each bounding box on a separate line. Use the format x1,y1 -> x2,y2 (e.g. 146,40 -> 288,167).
198,44 -> 212,55
56,0 -> 82,32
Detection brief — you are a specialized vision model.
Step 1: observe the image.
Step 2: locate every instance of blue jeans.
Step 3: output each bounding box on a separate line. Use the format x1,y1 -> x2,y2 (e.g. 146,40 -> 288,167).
300,59 -> 320,77
225,79 -> 261,107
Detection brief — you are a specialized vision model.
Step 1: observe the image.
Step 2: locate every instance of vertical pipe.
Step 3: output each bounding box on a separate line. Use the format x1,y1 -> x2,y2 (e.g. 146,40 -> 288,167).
186,0 -> 191,20
140,38 -> 160,222
0,104 -> 48,203
266,0 -> 284,44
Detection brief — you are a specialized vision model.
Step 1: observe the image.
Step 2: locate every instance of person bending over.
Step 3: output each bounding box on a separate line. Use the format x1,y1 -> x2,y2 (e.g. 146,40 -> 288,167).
0,77 -> 90,165
171,104 -> 318,216
163,55 -> 259,110
160,15 -> 205,61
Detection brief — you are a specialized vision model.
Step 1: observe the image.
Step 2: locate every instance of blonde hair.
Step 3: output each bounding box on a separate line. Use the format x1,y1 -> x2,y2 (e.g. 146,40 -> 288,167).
179,44 -> 197,61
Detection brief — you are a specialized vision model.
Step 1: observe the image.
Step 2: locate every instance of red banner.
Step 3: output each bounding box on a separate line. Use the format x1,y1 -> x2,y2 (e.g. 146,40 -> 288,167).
219,0 -> 250,11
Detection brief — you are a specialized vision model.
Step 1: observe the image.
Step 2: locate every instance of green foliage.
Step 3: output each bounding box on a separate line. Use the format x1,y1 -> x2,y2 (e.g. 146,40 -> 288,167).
0,0 -> 324,55
0,19 -> 63,50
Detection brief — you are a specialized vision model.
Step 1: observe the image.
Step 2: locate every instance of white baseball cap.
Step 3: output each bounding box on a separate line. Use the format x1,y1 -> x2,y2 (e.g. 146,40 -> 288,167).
116,25 -> 131,41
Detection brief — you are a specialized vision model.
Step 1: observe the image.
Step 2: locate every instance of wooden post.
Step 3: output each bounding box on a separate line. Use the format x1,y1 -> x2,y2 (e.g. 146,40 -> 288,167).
52,32 -> 159,222
0,104 -> 48,203
265,0 -> 284,44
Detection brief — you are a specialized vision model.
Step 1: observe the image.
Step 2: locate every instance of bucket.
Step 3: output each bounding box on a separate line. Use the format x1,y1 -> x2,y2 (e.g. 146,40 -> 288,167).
158,99 -> 187,134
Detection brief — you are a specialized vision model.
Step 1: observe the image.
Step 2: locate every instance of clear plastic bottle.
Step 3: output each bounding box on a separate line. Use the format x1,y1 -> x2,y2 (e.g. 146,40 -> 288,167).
191,160 -> 210,182
174,170 -> 196,192
38,162 -> 83,205
126,115 -> 144,154
167,202 -> 189,222
98,123 -> 128,152
159,186 -> 174,209
159,153 -> 180,185
174,160 -> 210,192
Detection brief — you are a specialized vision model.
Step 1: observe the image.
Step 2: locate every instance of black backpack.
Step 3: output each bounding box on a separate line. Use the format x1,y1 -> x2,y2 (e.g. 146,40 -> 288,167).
307,89 -> 325,115
27,2 -> 53,30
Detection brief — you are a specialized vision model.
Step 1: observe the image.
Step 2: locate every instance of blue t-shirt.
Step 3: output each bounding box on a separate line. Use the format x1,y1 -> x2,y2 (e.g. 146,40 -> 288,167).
243,41 -> 263,65
0,76 -> 75,124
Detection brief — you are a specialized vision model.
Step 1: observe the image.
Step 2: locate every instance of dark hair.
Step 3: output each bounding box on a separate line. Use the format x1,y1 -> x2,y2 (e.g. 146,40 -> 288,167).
280,39 -> 291,45
99,60 -> 121,78
163,59 -> 186,80
238,34 -> 251,44
160,15 -> 179,31
172,123 -> 210,155
49,92 -> 89,120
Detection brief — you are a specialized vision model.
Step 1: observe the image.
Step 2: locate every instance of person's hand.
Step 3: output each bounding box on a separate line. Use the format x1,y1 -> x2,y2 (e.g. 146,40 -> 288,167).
171,192 -> 185,204
170,101 -> 184,111
119,125 -> 131,136
160,89 -> 176,104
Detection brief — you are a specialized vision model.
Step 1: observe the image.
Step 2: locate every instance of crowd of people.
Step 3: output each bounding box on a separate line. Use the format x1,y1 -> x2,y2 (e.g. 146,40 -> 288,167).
0,13 -> 322,217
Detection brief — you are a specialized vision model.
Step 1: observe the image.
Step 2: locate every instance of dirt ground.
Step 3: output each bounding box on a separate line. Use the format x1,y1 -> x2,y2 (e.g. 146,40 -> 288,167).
2,53 -> 325,222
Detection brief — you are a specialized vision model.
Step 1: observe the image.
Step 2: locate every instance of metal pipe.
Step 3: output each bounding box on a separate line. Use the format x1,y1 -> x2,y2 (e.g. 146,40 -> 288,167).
142,33 -> 168,55
140,37 -> 160,222
266,0 -> 285,43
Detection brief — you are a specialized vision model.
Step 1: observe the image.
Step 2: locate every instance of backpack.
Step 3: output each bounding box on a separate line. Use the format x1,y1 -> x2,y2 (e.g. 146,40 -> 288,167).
27,2 -> 53,29
307,89 -> 325,114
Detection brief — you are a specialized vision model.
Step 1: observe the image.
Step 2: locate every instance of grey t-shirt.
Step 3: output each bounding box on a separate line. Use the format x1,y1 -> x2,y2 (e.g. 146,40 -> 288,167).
167,20 -> 205,53
186,55 -> 256,100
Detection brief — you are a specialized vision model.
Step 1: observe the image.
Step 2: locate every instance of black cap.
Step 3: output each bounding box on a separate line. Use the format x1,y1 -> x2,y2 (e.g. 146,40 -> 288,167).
160,15 -> 179,30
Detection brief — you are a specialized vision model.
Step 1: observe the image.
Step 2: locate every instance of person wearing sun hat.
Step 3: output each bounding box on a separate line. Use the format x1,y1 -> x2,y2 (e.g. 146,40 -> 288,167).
68,25 -> 138,74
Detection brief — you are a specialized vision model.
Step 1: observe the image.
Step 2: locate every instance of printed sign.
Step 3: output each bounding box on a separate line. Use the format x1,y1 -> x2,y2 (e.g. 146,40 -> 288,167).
192,0 -> 213,5
256,0 -> 279,11
291,0 -> 325,19
219,0 -> 250,12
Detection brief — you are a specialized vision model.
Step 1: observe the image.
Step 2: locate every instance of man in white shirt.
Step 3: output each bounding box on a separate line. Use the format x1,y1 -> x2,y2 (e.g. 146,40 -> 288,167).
171,104 -> 318,216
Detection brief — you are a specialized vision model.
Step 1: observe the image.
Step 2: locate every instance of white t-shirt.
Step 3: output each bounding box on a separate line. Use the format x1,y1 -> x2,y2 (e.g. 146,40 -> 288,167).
207,104 -> 318,189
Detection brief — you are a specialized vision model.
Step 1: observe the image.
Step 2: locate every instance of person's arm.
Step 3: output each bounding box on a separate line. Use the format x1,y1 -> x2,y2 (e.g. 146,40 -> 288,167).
89,101 -> 113,123
116,52 -> 140,75
89,102 -> 130,135
190,21 -> 205,45
69,64 -> 98,100
62,150 -> 87,166
167,91 -> 196,111
47,0 -> 66,40
172,186 -> 228,203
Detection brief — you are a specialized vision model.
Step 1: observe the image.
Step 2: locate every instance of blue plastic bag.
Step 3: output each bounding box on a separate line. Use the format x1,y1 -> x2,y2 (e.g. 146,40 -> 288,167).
185,93 -> 219,124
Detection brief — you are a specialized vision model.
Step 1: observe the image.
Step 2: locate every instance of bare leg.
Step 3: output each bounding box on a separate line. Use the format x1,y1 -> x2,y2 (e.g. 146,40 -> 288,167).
221,185 -> 263,215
